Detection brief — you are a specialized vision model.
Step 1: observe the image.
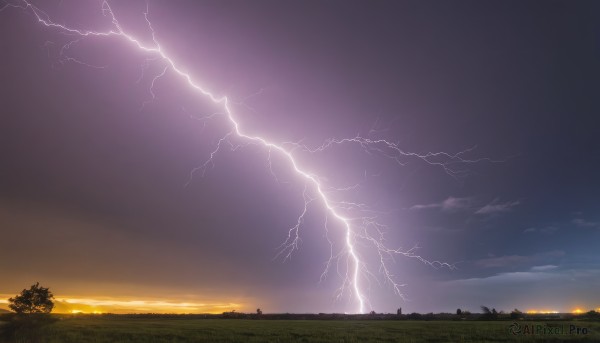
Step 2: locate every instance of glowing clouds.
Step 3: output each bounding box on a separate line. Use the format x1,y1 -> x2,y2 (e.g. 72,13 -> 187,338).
53,297 -> 241,314
0,293 -> 241,314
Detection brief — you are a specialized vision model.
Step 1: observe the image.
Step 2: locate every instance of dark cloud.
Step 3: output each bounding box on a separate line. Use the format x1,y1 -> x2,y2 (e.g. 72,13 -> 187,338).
473,251 -> 565,270
523,226 -> 560,235
410,196 -> 472,212
572,218 -> 600,229
475,199 -> 520,215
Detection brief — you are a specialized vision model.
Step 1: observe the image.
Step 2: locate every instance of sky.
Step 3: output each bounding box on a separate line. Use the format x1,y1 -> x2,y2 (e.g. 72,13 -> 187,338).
1,0 -> 599,314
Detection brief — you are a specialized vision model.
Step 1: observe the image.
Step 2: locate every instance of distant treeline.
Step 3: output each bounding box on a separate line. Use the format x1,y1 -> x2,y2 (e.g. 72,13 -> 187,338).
25,310 -> 598,321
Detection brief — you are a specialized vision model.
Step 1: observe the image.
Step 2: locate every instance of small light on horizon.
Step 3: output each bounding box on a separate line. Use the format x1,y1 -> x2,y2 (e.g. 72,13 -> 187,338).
573,308 -> 583,314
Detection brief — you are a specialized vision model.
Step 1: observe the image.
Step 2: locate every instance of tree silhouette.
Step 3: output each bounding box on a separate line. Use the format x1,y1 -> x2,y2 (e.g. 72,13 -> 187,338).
8,282 -> 54,314
510,309 -> 523,319
480,305 -> 499,320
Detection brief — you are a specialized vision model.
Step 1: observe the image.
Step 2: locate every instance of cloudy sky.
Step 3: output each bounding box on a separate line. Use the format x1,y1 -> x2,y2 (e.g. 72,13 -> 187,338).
1,0 -> 599,314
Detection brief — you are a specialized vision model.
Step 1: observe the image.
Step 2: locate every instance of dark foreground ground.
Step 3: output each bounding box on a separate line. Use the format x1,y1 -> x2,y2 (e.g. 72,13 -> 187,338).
0,315 -> 599,342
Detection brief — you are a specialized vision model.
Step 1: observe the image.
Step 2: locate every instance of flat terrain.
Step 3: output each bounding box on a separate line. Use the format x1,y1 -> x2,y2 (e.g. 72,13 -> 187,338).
1,316 -> 599,342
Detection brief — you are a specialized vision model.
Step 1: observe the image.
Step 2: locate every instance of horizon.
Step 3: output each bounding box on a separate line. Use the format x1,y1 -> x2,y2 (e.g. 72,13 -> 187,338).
1,292 -> 599,315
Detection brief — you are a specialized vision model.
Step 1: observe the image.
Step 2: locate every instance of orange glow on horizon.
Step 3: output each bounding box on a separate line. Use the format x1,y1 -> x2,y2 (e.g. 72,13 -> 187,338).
70,309 -> 103,314
526,309 -> 558,314
53,297 -> 242,314
573,308 -> 583,314
0,295 -> 242,314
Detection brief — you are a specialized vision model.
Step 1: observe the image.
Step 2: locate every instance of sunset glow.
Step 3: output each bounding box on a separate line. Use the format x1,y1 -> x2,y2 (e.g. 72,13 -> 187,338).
0,296 -> 241,314
56,298 -> 241,314
71,310 -> 103,314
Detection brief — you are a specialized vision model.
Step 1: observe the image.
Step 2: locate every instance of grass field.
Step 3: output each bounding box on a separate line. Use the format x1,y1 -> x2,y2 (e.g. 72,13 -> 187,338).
1,316 -> 599,342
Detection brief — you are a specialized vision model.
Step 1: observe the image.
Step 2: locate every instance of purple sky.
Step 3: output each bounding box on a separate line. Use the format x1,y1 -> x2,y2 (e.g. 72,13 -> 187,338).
1,0 -> 599,314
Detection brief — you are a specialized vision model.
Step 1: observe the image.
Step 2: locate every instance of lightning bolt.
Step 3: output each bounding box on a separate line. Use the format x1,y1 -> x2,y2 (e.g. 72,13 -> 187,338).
3,0 -> 501,313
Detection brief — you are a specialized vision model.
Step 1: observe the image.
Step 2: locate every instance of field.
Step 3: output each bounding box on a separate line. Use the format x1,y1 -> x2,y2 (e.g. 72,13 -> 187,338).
1,316 -> 599,342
